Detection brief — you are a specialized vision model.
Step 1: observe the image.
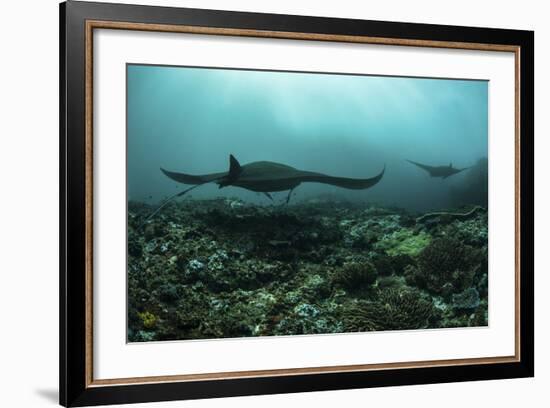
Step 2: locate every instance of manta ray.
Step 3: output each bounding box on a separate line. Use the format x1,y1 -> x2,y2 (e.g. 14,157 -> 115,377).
143,155 -> 385,222
406,159 -> 470,179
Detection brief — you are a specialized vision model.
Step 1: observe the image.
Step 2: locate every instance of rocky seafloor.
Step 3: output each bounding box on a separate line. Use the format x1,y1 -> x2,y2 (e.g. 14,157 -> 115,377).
127,198 -> 488,342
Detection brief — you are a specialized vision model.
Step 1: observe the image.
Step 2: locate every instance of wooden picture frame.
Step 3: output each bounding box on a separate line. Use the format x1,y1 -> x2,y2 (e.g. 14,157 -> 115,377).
60,1 -> 534,406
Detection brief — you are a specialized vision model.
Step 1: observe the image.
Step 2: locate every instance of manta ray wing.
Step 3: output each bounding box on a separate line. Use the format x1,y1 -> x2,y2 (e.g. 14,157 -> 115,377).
160,168 -> 227,185
406,159 -> 471,179
161,159 -> 385,192
227,162 -> 385,192
149,156 -> 385,224
294,166 -> 386,190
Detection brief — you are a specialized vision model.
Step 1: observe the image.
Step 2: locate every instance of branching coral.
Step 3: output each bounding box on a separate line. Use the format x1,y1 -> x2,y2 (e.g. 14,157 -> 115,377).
413,237 -> 479,294
330,261 -> 377,292
342,289 -> 436,332
371,253 -> 415,276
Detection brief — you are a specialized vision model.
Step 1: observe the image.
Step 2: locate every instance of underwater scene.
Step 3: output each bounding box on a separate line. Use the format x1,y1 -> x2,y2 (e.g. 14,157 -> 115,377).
127,64 -> 489,342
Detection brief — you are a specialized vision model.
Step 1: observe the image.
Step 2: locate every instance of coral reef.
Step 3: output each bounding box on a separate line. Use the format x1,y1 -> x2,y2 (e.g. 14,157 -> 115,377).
451,288 -> 481,311
415,205 -> 485,226
127,198 -> 488,341
410,236 -> 482,295
374,228 -> 431,257
330,261 -> 377,292
343,288 -> 437,332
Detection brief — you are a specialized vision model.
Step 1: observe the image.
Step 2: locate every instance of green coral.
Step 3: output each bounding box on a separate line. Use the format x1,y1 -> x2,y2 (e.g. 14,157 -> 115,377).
342,288 -> 436,332
138,311 -> 157,329
375,229 -> 431,257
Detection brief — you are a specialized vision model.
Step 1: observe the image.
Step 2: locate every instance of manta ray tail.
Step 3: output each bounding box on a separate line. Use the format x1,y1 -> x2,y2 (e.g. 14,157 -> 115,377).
406,159 -> 433,173
139,183 -> 204,227
142,164 -> 230,225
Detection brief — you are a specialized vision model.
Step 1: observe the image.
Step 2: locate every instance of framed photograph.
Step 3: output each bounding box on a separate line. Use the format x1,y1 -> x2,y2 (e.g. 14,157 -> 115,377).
60,1 -> 534,406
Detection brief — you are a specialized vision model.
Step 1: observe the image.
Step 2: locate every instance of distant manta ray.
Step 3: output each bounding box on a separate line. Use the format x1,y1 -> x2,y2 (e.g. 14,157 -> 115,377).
406,159 -> 470,179
143,154 -> 385,223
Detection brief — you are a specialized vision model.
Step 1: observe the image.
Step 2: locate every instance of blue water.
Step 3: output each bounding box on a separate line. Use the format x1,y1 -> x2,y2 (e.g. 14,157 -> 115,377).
127,64 -> 488,212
